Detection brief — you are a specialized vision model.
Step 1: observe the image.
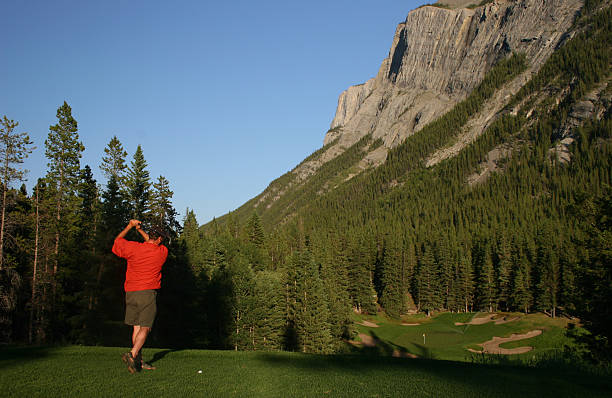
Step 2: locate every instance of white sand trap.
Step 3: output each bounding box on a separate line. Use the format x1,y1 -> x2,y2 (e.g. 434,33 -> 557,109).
494,316 -> 520,325
455,314 -> 496,326
455,314 -> 521,326
359,320 -> 379,328
468,330 -> 543,355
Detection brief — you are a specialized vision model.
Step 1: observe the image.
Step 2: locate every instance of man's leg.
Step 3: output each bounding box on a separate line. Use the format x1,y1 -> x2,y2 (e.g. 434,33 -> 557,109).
132,325 -> 140,345
130,325 -> 151,358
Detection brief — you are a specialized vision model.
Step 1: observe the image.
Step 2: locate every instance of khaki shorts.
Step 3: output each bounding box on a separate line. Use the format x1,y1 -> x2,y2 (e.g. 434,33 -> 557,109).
125,290 -> 157,328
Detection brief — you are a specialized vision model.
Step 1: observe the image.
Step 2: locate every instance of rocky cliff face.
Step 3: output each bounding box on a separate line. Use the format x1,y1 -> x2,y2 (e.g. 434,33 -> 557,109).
300,0 -> 583,182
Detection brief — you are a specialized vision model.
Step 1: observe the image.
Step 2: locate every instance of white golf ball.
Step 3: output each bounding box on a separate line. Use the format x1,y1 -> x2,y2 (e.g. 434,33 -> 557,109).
198,370 -> 202,374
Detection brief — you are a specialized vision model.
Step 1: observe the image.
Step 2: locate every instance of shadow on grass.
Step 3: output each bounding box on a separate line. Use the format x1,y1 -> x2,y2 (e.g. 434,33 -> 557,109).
255,350 -> 612,396
255,329 -> 612,396
345,330 -> 434,359
147,348 -> 183,365
0,345 -> 53,370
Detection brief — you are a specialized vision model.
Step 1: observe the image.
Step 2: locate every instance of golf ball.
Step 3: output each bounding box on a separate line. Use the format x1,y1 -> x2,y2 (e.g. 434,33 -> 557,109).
198,370 -> 203,374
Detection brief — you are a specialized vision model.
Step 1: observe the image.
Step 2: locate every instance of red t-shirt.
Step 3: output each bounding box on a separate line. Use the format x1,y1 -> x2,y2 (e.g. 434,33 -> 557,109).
112,237 -> 168,292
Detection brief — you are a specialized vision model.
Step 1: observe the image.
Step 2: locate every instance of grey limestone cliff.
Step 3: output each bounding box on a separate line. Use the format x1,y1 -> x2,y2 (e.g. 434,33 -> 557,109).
306,0 -> 582,181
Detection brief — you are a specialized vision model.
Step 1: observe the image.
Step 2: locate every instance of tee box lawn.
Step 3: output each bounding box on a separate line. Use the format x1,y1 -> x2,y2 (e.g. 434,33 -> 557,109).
1,345 -> 610,397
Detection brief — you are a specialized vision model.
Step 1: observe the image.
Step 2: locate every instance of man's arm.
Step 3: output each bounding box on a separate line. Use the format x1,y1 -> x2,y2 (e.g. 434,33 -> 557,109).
135,225 -> 150,242
115,219 -> 141,241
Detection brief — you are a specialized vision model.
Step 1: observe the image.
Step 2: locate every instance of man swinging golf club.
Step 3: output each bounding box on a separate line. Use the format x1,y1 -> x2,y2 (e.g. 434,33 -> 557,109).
112,219 -> 168,373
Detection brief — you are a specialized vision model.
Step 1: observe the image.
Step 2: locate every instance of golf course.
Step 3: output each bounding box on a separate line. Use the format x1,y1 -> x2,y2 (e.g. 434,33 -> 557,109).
2,312 -> 610,397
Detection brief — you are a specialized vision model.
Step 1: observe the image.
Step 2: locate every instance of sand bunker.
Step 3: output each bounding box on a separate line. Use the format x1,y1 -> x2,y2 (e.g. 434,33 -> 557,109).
401,323 -> 420,326
468,330 -> 543,355
493,316 -> 520,325
455,313 -> 520,326
354,333 -> 418,358
357,333 -> 377,347
358,320 -> 379,328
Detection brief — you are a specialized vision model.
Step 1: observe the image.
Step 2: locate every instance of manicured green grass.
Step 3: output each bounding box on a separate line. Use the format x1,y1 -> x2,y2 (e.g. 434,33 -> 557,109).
352,312 -> 574,362
0,345 -> 610,397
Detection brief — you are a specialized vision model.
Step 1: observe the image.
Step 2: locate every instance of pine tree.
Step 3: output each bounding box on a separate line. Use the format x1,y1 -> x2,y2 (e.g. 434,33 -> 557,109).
537,250 -> 560,317
228,254 -> 255,351
70,165 -> 100,342
319,244 -> 351,342
100,136 -> 128,186
245,212 -> 265,246
243,212 -> 268,271
126,145 -> 150,221
289,250 -> 333,354
477,244 -> 496,312
44,101 -> 84,321
435,238 -> 455,310
512,257 -> 532,314
571,187 -> 612,362
379,235 -> 405,318
251,271 -> 285,350
456,250 -> 474,312
0,116 -> 34,270
495,233 -> 512,311
181,209 -> 206,274
416,247 -> 440,316
150,175 -> 180,236
347,237 -> 377,314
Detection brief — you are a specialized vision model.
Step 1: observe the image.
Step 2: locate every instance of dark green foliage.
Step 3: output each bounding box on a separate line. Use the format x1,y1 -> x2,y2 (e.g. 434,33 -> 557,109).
569,187 -> 612,363
126,145 -> 150,221
99,135 -> 127,183
416,247 -> 441,316
287,250 -> 334,354
251,271 -> 285,350
379,235 -> 406,318
476,243 -> 495,312
150,175 -> 181,236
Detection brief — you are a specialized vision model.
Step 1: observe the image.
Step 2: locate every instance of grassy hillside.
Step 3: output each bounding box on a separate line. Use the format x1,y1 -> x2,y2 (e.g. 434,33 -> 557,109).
1,344 -> 610,398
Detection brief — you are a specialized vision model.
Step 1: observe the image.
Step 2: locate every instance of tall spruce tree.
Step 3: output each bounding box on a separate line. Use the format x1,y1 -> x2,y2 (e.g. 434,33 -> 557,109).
289,250 -> 333,354
347,236 -> 377,314
457,249 -> 474,312
243,212 -> 267,271
379,235 -> 405,318
126,145 -> 150,222
319,244 -> 352,343
495,233 -> 512,311
100,136 -> 128,184
0,116 -> 34,270
150,175 -> 180,236
44,101 -> 84,319
477,243 -> 496,312
416,246 -> 441,316
71,165 -> 100,342
251,271 -> 285,350
181,209 -> 206,274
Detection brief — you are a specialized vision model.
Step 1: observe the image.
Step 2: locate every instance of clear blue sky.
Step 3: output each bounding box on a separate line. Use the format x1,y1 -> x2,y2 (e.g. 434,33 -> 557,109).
1,0 -> 426,225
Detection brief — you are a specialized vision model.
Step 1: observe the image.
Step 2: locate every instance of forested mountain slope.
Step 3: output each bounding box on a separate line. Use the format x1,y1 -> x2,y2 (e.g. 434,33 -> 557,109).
224,0 -> 585,227
190,0 -> 611,356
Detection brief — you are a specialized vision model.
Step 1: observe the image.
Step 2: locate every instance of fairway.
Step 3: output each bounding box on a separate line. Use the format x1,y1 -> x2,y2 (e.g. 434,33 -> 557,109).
1,345 -> 610,397
352,312 -> 574,362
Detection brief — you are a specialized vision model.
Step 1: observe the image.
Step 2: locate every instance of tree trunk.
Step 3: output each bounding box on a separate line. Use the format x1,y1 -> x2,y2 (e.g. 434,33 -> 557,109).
0,185 -> 6,271
52,164 -> 64,308
29,186 -> 40,344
